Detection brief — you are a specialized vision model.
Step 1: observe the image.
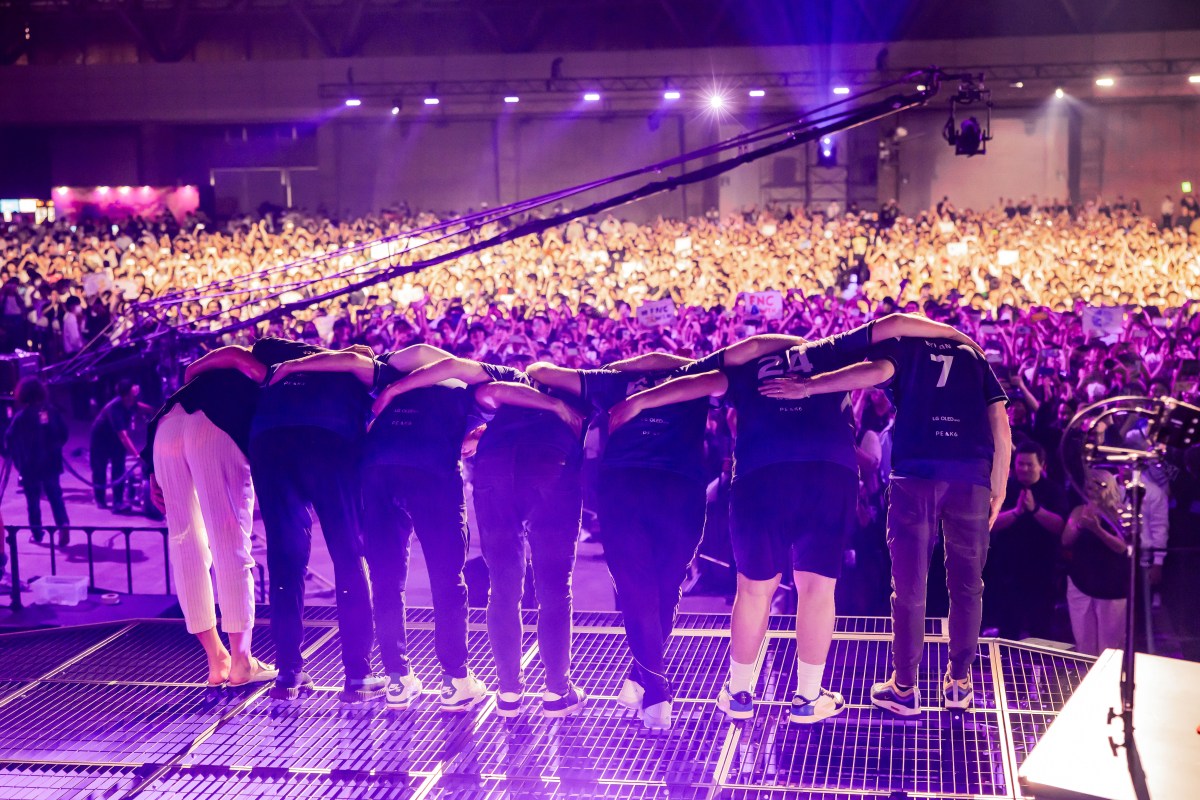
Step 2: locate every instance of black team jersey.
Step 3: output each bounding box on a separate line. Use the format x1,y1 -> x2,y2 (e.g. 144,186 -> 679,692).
869,337 -> 1007,488
365,355 -> 477,475
579,363 -> 710,482
720,323 -> 875,480
476,363 -> 587,458
250,338 -> 372,442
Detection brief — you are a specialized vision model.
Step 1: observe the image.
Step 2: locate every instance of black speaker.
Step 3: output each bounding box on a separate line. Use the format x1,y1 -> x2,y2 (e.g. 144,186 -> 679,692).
0,353 -> 42,396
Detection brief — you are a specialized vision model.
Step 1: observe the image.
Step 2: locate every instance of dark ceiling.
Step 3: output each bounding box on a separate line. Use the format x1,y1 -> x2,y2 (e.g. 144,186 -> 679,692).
2,0 -> 1200,64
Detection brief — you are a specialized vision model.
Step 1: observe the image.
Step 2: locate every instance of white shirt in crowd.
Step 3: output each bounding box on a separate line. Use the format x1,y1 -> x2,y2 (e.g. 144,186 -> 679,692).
63,311 -> 84,354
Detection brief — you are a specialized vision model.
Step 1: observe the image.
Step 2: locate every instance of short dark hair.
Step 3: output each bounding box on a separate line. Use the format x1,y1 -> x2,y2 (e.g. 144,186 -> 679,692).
115,379 -> 136,398
15,377 -> 48,408
1015,440 -> 1046,464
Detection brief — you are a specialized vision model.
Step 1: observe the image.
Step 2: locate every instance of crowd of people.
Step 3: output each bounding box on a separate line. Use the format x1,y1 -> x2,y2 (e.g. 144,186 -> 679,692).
2,192 -> 1200,364
2,193 -> 1199,683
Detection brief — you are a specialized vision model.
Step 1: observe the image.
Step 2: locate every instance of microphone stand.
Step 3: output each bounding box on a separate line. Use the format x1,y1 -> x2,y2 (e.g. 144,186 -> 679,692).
1094,446 -> 1152,800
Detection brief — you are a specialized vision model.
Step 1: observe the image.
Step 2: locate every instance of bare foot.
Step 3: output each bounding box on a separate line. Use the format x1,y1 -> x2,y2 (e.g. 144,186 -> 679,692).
227,657 -> 253,685
207,650 -> 232,685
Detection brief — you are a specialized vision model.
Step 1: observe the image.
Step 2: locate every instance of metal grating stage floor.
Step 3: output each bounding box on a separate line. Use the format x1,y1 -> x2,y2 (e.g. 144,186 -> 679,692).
0,612 -> 1093,800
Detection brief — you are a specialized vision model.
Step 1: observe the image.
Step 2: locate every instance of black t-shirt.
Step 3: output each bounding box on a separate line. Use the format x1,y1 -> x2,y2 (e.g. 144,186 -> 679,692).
91,397 -> 135,452
991,476 -> 1069,578
579,363 -> 709,481
142,369 -> 260,474
363,356 -> 476,474
721,324 -> 874,479
870,337 -> 1006,488
250,338 -> 372,442
475,363 -> 585,459
1068,517 -> 1129,600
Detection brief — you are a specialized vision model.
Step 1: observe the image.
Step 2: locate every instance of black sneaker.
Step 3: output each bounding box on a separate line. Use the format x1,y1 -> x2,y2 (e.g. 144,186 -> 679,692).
542,683 -> 586,719
495,690 -> 523,718
340,673 -> 389,703
268,672 -> 315,701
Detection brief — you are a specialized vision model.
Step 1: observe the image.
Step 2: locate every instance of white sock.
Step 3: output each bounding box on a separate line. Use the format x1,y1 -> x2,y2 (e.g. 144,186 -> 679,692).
795,659 -> 825,701
728,658 -> 756,694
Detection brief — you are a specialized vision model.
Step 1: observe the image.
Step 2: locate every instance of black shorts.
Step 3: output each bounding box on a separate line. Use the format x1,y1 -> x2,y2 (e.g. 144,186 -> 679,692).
729,461 -> 858,580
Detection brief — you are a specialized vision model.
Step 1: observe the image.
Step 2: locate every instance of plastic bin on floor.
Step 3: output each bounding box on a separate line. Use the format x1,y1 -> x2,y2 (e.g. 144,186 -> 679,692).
31,576 -> 89,606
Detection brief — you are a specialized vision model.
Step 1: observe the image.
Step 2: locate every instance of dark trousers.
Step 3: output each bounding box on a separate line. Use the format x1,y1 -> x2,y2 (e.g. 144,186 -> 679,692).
361,464 -> 469,680
598,467 -> 705,706
984,567 -> 1057,640
23,472 -> 70,539
90,447 -> 128,508
887,477 -> 991,685
473,446 -> 582,695
250,427 -> 373,681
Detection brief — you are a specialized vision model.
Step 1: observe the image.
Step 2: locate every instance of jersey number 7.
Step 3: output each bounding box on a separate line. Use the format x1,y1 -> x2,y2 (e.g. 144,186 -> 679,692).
930,354 -> 954,388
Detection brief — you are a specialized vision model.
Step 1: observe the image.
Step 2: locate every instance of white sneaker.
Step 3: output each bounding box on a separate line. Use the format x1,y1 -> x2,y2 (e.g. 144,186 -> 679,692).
616,678 -> 645,711
943,671 -> 974,710
788,688 -> 846,725
385,673 -> 423,711
640,700 -> 673,730
439,671 -> 489,713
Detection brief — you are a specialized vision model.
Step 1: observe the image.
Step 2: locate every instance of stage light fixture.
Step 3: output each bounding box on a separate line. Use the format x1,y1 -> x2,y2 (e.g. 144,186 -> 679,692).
504,96 -> 520,103
1095,77 -> 1115,87
391,105 -> 400,115
424,97 -> 439,105
1183,181 -> 1193,193
707,93 -> 725,110
97,186 -> 110,194
583,92 -> 601,102
748,89 -> 766,98
118,186 -> 131,194
345,98 -> 362,107
833,86 -> 850,95
1011,81 -> 1025,88
1189,75 -> 1200,84
942,74 -> 992,157
917,84 -> 927,92
817,136 -> 837,167
1055,87 -> 1065,99
663,90 -> 681,101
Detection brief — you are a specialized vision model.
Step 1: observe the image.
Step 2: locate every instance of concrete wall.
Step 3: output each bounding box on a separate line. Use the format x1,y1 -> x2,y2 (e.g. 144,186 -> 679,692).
897,106 -> 1071,212
2,33 -> 1199,216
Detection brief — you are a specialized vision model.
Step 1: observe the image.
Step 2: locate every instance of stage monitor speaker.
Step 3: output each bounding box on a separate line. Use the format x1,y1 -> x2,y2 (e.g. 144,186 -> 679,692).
0,352 -> 41,396
1020,649 -> 1200,800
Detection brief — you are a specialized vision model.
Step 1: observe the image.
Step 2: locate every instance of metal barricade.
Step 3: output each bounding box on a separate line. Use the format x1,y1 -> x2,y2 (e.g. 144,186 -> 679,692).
3,525 -> 170,612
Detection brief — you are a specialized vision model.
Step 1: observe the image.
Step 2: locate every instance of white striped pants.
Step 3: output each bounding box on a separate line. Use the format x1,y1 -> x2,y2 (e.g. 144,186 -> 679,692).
154,405 -> 257,634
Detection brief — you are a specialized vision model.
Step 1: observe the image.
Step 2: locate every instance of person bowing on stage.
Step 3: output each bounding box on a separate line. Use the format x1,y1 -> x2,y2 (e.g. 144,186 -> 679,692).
374,354 -> 588,719
609,314 -> 980,725
769,328 -> 1010,716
